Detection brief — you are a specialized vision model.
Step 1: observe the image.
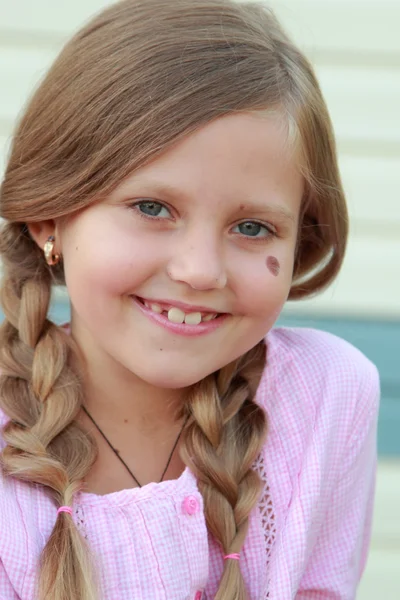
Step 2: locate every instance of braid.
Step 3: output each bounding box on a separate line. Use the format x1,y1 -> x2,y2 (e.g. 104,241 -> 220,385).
0,222 -> 99,600
181,341 -> 268,599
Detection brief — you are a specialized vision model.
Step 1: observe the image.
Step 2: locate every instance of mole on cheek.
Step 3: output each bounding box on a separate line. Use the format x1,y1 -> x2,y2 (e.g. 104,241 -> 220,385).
266,256 -> 280,277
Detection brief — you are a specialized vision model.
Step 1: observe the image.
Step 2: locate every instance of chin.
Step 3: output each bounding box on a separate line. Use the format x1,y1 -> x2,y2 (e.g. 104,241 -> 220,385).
146,373 -> 205,390
134,363 -> 213,390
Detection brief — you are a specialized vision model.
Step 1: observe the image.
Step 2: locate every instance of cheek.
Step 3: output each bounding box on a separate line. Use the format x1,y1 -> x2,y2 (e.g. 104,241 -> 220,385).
232,254 -> 290,318
61,222 -> 157,296
266,255 -> 280,276
64,242 -> 129,294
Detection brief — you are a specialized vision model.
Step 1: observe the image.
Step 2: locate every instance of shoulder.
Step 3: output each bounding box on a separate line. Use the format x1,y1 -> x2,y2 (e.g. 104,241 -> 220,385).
258,326 -> 379,429
267,326 -> 378,393
254,327 -> 379,514
269,325 -> 377,371
253,329 -> 379,589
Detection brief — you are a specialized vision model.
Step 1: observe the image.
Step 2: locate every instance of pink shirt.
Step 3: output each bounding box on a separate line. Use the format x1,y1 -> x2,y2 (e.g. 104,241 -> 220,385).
0,327 -> 379,600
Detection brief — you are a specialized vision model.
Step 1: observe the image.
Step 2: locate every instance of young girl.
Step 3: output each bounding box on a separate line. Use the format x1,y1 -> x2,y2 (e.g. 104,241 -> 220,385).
0,1 -> 379,599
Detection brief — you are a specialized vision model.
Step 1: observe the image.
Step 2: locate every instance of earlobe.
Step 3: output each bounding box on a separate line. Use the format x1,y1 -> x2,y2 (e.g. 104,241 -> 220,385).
26,220 -> 57,250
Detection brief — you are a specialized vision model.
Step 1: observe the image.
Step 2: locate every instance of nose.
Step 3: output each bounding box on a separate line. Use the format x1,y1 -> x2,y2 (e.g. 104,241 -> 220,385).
166,230 -> 227,291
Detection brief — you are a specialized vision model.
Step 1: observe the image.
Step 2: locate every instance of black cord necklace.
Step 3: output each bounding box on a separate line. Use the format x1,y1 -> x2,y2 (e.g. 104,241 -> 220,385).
81,405 -> 189,488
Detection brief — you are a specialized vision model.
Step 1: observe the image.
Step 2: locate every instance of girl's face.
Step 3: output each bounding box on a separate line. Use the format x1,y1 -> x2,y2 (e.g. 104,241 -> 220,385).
57,113 -> 303,388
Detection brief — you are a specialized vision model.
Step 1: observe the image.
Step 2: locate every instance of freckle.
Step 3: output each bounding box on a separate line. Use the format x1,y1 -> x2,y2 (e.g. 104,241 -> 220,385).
76,246 -> 79,251
124,419 -> 128,424
266,256 -> 280,276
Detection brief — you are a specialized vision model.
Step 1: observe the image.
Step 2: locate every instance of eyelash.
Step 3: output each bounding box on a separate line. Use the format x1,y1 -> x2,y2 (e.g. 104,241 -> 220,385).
130,200 -> 278,240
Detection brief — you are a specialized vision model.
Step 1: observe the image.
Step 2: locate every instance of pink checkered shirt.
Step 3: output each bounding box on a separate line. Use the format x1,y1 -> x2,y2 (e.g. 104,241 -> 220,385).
0,327 -> 379,599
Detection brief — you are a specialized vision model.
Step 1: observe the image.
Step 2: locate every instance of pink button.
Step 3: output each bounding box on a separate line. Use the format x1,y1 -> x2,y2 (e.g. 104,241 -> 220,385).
182,495 -> 199,515
194,592 -> 203,600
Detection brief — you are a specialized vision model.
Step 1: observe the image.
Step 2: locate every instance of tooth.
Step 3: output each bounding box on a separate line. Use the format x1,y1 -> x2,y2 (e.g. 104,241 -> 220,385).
168,307 -> 185,324
150,303 -> 162,314
184,312 -> 202,325
202,313 -> 216,322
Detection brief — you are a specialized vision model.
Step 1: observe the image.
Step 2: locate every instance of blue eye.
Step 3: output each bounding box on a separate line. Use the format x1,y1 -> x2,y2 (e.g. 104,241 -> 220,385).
135,201 -> 171,218
233,221 -> 274,238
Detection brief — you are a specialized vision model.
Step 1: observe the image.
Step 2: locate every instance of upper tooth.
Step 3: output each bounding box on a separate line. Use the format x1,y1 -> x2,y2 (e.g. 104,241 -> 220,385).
184,312 -> 202,325
202,313 -> 215,322
150,303 -> 162,313
168,307 -> 185,324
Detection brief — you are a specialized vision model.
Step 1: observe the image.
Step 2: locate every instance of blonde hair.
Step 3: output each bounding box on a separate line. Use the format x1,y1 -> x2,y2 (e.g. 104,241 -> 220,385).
0,1 -> 348,598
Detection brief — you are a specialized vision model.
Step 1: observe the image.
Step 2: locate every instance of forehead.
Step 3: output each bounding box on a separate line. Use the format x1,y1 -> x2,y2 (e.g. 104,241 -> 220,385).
114,112 -> 304,211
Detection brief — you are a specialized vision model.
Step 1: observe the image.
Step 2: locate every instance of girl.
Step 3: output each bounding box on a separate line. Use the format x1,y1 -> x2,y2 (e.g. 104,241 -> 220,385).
0,1 -> 379,599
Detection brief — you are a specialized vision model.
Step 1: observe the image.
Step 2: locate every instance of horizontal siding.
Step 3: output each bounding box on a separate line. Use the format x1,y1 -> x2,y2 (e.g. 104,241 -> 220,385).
267,0 -> 400,318
0,136 -> 9,177
0,0 -> 399,317
372,461 -> 400,545
267,0 -> 400,56
357,460 -> 400,600
0,1 -> 112,35
0,46 -> 56,127
285,235 -> 400,318
359,545 -> 400,600
340,156 -> 400,226
316,65 -> 400,147
1,0 -> 399,55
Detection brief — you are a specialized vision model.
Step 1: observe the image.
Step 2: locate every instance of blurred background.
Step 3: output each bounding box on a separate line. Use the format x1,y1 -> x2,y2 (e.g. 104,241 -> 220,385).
0,0 -> 399,597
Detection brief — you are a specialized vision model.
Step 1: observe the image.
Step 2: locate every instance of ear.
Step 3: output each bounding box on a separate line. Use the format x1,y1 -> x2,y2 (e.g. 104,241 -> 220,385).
27,220 -> 58,251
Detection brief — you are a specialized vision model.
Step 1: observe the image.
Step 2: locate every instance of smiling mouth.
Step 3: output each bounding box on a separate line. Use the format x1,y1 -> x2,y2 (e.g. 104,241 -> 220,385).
135,296 -> 223,326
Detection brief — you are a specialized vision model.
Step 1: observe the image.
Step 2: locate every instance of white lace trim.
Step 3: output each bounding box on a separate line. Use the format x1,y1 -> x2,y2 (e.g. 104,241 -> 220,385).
254,452 -> 276,599
74,503 -> 88,541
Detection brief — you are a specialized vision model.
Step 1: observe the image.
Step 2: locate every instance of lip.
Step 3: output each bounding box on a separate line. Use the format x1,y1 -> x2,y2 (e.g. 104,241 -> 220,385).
136,296 -> 223,315
132,296 -> 229,337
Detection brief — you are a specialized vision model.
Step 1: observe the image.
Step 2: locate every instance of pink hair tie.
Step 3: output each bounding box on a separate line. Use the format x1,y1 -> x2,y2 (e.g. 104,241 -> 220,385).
57,505 -> 73,516
224,553 -> 240,561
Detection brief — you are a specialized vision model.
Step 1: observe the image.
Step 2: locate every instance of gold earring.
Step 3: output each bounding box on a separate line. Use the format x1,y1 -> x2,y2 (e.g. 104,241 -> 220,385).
44,235 -> 60,266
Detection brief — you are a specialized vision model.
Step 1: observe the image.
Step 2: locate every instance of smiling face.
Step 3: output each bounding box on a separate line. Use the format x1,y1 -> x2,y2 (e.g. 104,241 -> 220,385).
55,112 -> 303,389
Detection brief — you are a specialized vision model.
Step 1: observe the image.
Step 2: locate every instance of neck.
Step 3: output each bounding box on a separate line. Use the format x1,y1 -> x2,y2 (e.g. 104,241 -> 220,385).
69,318 -> 191,492
70,325 -> 186,436
83,369 -> 186,435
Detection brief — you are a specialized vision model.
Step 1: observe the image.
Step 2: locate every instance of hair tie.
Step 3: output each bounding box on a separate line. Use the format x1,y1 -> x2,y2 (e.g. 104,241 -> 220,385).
223,553 -> 240,561
57,505 -> 73,516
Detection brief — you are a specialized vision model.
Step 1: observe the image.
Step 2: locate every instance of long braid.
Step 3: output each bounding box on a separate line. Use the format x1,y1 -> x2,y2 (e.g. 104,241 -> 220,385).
181,341 -> 268,599
0,223 -> 99,599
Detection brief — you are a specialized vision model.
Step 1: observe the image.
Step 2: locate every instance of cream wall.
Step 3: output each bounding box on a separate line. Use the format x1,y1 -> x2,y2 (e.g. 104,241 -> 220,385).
266,1 -> 400,320
0,0 -> 399,320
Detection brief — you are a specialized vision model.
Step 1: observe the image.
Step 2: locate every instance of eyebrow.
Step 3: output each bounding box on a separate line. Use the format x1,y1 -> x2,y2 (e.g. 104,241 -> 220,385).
237,202 -> 296,224
120,179 -> 297,224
